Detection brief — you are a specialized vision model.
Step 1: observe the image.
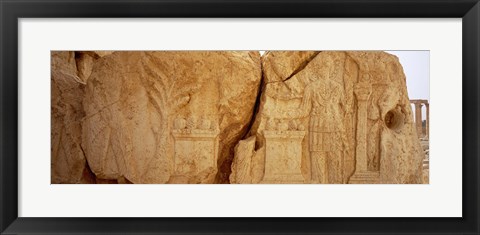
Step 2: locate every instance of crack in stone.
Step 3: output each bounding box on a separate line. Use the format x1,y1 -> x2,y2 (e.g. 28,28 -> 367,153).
282,51 -> 321,82
240,58 -> 265,141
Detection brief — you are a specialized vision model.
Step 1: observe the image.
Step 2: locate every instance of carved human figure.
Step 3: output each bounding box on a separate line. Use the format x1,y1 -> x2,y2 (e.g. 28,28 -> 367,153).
267,67 -> 345,184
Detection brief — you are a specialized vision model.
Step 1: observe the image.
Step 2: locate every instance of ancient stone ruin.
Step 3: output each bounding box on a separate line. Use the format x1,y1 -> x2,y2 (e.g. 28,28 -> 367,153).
410,99 -> 430,184
51,51 -> 426,184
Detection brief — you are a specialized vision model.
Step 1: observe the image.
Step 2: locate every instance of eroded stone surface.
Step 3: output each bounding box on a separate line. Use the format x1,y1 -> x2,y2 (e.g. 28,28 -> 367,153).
51,51 -> 94,183
80,51 -> 261,183
52,51 -> 426,184
232,51 -> 425,184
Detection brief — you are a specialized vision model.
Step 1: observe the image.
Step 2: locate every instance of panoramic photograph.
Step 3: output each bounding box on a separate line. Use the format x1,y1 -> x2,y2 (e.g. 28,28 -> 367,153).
51,51 -> 429,184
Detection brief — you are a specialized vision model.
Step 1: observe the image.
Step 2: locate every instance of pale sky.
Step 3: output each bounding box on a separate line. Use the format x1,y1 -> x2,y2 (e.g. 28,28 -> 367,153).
387,50 -> 430,101
387,51 -> 429,121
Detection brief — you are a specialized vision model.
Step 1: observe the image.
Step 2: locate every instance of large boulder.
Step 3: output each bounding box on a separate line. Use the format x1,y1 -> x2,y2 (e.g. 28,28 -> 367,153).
231,51 -> 424,184
81,51 -> 261,183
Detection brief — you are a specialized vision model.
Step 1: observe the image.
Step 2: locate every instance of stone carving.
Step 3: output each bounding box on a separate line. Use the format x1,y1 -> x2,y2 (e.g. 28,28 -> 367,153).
229,136 -> 257,184
51,51 -> 426,184
79,51 -> 261,183
261,130 -> 306,183
264,66 -> 347,183
235,51 -> 425,184
349,81 -> 380,183
51,51 -> 113,184
170,116 -> 220,183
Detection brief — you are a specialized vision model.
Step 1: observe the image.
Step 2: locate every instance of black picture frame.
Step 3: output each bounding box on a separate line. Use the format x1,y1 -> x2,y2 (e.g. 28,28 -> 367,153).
1,0 -> 479,234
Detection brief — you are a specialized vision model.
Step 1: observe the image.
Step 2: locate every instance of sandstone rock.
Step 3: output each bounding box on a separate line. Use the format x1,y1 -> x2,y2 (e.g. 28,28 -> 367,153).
81,51 -> 261,183
229,136 -> 256,184
92,51 -> 115,58
51,51 -> 95,183
262,51 -> 319,83
232,51 -> 424,184
52,50 -> 426,184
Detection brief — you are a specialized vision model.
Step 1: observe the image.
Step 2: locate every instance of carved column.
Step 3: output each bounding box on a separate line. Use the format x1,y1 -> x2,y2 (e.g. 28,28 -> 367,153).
414,103 -> 423,137
354,83 -> 370,172
349,82 -> 379,184
425,103 -> 429,139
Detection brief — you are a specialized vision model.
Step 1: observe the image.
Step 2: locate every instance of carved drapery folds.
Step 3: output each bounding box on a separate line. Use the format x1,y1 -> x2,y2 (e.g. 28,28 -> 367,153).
234,51 -> 424,184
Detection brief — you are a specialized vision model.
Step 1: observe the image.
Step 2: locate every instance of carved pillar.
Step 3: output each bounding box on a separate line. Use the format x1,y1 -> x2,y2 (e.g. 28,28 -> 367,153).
349,82 -> 379,184
354,83 -> 371,172
425,103 -> 429,139
414,103 -> 423,137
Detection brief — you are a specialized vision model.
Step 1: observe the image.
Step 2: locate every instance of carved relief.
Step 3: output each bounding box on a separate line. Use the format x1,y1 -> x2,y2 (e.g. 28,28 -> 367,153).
260,56 -> 348,184
170,116 -> 220,183
261,124 -> 306,183
234,51 -> 424,184
52,51 -> 425,184
78,51 -> 261,183
349,81 -> 381,183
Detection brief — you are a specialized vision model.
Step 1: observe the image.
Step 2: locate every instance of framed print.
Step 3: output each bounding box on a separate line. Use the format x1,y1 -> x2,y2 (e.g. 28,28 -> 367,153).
1,0 -> 479,234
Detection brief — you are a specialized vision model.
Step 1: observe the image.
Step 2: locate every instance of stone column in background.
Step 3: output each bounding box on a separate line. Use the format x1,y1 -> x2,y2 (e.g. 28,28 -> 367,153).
425,103 -> 429,139
414,102 -> 423,138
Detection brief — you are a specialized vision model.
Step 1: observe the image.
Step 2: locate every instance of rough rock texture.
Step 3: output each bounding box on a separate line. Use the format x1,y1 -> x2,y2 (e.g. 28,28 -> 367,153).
51,52 -> 93,183
229,136 -> 265,184
52,51 -> 425,184
80,51 -> 261,183
51,51 -> 115,184
231,51 -> 424,184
